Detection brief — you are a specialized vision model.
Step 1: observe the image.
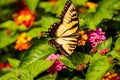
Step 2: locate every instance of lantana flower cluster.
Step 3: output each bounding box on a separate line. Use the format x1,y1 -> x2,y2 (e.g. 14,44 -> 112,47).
101,72 -> 120,80
87,28 -> 106,48
46,54 -> 66,74
15,33 -> 32,51
13,8 -> 35,27
78,28 -> 106,48
78,31 -> 88,46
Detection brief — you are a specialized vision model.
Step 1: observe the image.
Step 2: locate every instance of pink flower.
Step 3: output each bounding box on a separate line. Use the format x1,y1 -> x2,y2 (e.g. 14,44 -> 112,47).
46,54 -> 66,74
87,28 -> 106,47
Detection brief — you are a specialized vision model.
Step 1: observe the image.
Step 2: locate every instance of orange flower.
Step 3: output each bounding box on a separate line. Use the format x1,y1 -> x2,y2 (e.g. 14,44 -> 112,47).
13,8 -> 35,27
85,2 -> 98,9
15,33 -> 32,51
78,31 -> 88,46
101,72 -> 120,80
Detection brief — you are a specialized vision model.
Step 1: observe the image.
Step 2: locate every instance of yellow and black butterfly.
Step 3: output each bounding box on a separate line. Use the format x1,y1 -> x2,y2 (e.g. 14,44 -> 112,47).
48,0 -> 79,56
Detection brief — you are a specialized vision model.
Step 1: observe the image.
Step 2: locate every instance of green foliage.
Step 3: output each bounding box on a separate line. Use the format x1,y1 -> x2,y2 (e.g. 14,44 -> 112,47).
19,39 -> 57,68
27,60 -> 54,77
0,0 -> 120,80
97,37 -> 112,52
0,30 -> 18,48
26,0 -> 39,12
0,68 -> 33,80
60,56 -> 76,69
115,37 -> 120,50
84,0 -> 120,29
68,52 -> 85,66
8,58 -> 20,68
0,0 -> 17,6
86,54 -> 111,80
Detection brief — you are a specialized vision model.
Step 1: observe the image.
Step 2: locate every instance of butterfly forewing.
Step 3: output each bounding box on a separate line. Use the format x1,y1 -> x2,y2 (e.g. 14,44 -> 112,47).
56,0 -> 79,37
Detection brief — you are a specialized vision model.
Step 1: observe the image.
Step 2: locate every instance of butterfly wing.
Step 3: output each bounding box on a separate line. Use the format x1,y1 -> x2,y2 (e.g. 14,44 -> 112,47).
48,0 -> 79,56
48,36 -> 78,56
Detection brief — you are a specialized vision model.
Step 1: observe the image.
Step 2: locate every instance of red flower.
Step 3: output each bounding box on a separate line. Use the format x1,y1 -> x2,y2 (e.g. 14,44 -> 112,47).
0,62 -> 11,69
0,63 -> 4,69
13,8 -> 35,27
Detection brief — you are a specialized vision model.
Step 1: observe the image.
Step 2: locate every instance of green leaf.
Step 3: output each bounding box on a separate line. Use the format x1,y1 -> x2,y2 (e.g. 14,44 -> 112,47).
0,20 -> 18,31
84,54 -> 92,64
68,52 -> 85,66
18,24 -> 29,31
26,0 -> 39,12
97,37 -> 112,52
37,74 -> 57,80
39,1 -> 66,14
107,49 -> 120,61
27,60 -> 54,77
8,58 -> 20,68
84,0 -> 119,29
0,68 -> 33,80
113,15 -> 120,21
26,27 -> 42,38
0,30 -> 18,48
0,0 -> 18,6
19,38 -> 57,68
72,0 -> 87,5
115,37 -> 120,50
60,56 -> 76,69
86,54 -> 111,80
40,16 -> 59,31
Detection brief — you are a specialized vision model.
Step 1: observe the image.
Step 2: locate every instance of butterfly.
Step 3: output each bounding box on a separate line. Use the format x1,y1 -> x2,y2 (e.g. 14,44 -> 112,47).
47,0 -> 79,56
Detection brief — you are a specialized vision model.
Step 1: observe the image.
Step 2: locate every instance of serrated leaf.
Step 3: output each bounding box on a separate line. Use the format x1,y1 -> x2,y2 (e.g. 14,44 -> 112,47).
86,55 -> 111,80
8,58 -> 20,68
19,38 -> 57,68
97,37 -> 112,52
26,0 -> 39,12
0,30 -> 18,48
60,56 -> 76,69
27,60 -> 54,77
107,49 -> 120,61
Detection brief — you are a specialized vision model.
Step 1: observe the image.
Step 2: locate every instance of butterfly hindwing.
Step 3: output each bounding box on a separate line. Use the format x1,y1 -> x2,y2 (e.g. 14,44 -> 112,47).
48,0 -> 79,56
48,36 -> 78,56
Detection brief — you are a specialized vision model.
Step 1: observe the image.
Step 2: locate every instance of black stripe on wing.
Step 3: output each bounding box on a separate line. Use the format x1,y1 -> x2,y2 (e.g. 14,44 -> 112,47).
60,0 -> 72,20
60,23 -> 79,37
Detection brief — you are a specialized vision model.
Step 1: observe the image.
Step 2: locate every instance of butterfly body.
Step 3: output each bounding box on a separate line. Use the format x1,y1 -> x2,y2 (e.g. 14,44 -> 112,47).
48,0 -> 79,56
